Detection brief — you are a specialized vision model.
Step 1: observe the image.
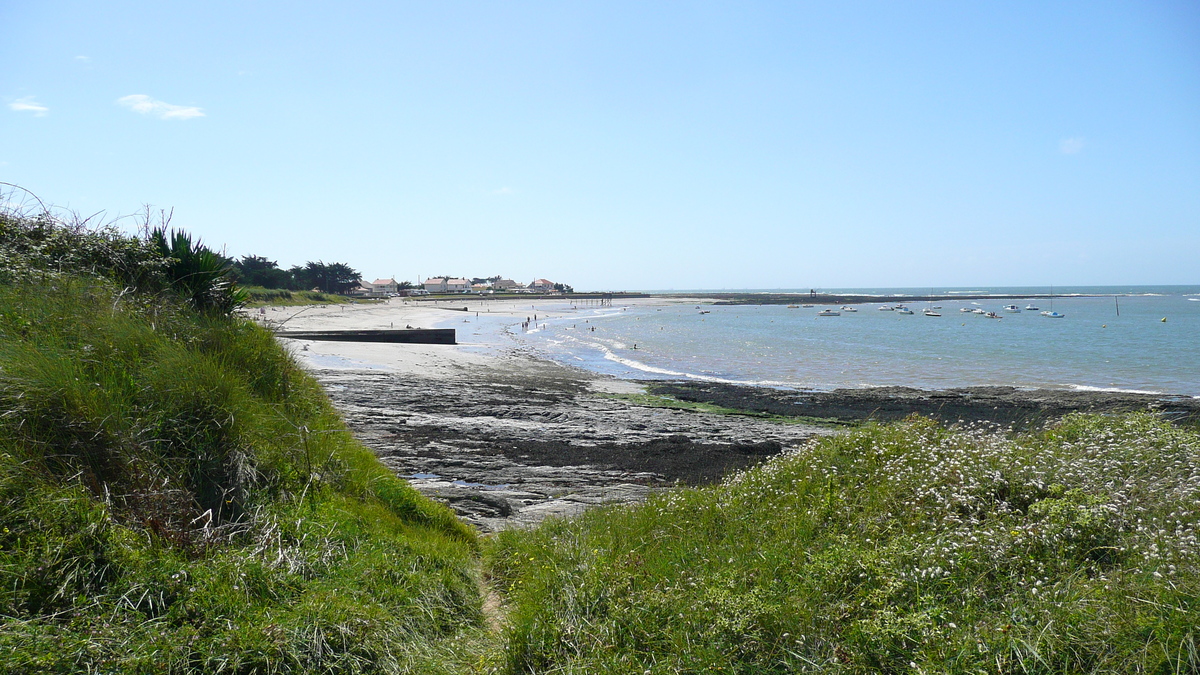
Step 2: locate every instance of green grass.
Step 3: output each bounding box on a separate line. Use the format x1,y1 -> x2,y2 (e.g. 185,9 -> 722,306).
598,391 -> 854,427
0,278 -> 481,673
242,286 -> 351,306
488,414 -> 1200,673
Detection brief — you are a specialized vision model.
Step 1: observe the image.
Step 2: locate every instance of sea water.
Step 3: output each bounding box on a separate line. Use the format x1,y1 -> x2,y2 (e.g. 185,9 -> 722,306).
459,286 -> 1200,397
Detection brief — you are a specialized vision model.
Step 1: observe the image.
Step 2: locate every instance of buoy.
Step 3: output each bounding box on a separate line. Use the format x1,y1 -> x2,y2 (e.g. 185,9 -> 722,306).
1162,317 -> 1167,322
1102,324 -> 1106,328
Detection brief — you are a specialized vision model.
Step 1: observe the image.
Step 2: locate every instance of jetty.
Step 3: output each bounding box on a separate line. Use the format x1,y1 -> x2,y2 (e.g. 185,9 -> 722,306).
275,328 -> 456,344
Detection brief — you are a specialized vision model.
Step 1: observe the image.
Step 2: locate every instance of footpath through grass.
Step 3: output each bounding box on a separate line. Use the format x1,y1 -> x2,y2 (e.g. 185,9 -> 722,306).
488,415 -> 1199,673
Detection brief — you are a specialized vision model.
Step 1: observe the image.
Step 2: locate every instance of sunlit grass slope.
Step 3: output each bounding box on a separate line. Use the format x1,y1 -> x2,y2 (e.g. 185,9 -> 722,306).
490,415 -> 1199,673
0,279 -> 479,673
242,286 -> 349,306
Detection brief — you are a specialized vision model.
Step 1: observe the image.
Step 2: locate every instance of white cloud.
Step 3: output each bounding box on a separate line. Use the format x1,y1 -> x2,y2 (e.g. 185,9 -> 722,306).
9,96 -> 48,116
1059,137 -> 1085,154
491,187 -> 515,196
116,94 -> 205,120
75,55 -> 90,62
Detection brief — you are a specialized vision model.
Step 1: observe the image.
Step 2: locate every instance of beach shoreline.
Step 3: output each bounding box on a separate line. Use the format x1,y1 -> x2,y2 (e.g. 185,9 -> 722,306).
268,295 -> 1198,530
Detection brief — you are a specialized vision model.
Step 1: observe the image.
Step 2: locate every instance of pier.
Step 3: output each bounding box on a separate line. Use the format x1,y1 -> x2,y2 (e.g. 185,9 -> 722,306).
275,328 -> 456,344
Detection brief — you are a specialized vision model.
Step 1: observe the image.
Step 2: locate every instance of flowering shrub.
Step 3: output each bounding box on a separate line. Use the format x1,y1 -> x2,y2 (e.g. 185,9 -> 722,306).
491,414 -> 1200,673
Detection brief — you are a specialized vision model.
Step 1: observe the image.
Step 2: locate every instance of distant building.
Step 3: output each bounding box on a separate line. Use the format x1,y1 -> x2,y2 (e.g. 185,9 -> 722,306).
445,278 -> 470,292
371,278 -> 399,295
348,279 -> 396,298
529,278 -> 555,292
493,278 -> 520,291
423,277 -> 447,293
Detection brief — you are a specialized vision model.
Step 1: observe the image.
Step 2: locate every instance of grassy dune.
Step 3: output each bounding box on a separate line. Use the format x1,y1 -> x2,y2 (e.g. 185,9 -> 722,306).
242,286 -> 351,307
0,280 -> 481,673
488,415 -> 1199,673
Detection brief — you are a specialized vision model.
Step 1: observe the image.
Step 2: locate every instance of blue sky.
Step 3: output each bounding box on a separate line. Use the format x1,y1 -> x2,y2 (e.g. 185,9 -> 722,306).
3,1 -> 1198,290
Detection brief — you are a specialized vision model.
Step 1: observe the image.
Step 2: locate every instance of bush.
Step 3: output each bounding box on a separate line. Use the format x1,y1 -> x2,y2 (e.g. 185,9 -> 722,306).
489,415 -> 1200,673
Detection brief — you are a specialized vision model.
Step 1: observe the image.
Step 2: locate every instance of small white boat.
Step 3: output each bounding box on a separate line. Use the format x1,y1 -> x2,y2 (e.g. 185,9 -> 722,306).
972,308 -> 986,314
1025,304 -> 1040,311
1003,305 -> 1020,312
1040,311 -> 1065,318
959,307 -> 974,313
878,305 -> 894,311
841,305 -> 858,312
896,307 -> 914,315
985,311 -> 1003,319
802,304 -> 814,308
923,309 -> 941,317
817,309 -> 840,316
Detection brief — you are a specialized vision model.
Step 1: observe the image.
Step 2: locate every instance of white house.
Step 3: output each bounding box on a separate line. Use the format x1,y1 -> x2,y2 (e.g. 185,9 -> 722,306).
445,278 -> 470,292
529,278 -> 555,292
492,278 -> 520,291
423,277 -> 447,293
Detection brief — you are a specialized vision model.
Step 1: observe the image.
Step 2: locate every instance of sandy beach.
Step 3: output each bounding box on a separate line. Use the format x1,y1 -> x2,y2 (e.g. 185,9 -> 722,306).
260,296 -> 829,531
266,295 -> 1200,532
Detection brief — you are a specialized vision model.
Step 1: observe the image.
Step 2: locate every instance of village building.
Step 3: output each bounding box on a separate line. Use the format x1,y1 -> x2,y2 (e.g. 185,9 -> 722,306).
529,278 -> 555,292
371,278 -> 399,295
492,278 -> 520,291
348,279 -> 398,298
423,277 -> 471,293
348,282 -> 375,298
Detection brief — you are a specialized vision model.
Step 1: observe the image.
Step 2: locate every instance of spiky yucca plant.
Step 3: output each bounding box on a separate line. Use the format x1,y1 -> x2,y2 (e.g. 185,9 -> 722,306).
149,227 -> 247,314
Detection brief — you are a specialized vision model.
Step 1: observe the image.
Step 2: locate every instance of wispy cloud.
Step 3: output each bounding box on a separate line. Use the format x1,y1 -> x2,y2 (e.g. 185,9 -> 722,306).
9,96 -> 48,116
1059,137 -> 1085,154
491,187 -> 515,196
75,55 -> 90,63
117,94 -> 204,120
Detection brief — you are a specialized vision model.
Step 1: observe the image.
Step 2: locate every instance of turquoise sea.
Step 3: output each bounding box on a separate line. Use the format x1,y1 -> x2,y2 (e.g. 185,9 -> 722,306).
461,286 -> 1200,397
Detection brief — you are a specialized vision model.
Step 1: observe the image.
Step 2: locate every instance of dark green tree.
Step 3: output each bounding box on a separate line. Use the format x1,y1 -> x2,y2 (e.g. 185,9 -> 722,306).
291,261 -> 361,294
232,255 -> 293,289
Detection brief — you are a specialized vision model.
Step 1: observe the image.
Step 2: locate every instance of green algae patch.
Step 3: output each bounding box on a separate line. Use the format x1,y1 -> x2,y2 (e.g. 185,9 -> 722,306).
598,391 -> 854,427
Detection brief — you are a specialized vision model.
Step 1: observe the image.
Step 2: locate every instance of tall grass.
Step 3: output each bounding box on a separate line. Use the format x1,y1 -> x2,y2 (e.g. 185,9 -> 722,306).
242,286 -> 347,306
0,278 -> 480,673
489,415 -> 1199,673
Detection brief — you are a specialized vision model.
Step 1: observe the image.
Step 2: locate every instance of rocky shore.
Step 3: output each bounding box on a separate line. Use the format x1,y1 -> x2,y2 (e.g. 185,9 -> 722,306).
647,381 -> 1200,428
282,297 -> 1198,532
308,350 -> 1198,532
312,354 -> 832,532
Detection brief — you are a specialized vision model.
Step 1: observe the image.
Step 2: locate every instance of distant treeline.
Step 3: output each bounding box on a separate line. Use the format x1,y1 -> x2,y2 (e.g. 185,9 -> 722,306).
229,255 -> 375,294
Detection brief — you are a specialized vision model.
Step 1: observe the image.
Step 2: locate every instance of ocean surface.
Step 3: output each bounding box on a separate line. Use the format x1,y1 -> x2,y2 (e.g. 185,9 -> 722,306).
457,286 -> 1200,397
